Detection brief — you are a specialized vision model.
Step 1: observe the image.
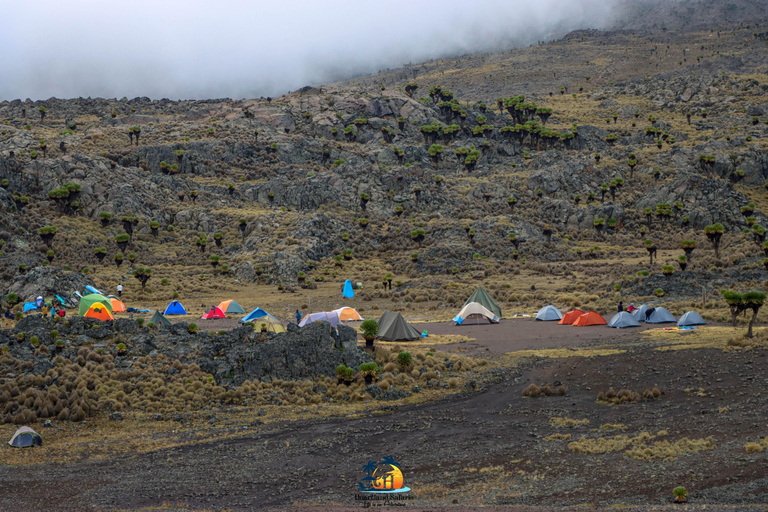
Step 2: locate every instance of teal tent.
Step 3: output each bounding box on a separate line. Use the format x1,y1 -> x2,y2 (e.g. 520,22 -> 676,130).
343,280 -> 354,298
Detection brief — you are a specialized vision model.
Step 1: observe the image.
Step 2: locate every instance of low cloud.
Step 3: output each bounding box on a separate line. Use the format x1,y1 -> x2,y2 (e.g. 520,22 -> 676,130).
0,0 -> 616,101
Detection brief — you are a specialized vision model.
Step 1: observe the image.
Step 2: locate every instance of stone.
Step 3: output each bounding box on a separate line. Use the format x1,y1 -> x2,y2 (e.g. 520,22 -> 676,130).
109,412 -> 124,421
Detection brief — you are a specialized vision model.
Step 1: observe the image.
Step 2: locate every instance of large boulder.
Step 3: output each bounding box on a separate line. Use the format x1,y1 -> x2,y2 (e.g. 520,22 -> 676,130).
3,266 -> 95,303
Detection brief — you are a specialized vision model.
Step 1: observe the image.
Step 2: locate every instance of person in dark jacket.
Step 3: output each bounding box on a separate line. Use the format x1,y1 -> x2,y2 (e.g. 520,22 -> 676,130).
645,307 -> 656,322
617,301 -> 624,312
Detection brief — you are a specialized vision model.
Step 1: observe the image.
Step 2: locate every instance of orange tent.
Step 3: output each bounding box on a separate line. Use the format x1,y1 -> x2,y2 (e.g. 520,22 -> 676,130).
110,298 -> 126,313
201,306 -> 226,320
558,309 -> 585,325
333,307 -> 363,322
84,304 -> 114,321
572,311 -> 607,327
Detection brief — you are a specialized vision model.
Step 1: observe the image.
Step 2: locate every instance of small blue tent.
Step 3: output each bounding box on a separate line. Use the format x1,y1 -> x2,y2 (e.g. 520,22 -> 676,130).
535,305 -> 562,321
608,311 -> 642,329
242,307 -> 275,323
678,311 -> 706,326
23,302 -> 38,313
342,280 -> 355,298
163,300 -> 187,315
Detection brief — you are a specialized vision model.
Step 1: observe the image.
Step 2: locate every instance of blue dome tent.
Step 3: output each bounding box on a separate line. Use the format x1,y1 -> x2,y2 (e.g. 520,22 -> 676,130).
535,305 -> 562,321
163,300 -> 187,315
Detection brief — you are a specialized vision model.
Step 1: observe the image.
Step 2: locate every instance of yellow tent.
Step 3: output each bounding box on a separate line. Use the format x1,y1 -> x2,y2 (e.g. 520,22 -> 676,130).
84,303 -> 114,321
253,315 -> 285,333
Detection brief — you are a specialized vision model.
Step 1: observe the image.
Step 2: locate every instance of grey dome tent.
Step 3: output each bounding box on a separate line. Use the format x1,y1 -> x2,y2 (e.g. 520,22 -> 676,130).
678,311 -> 706,326
607,311 -> 642,329
150,310 -> 171,328
378,311 -> 420,341
631,305 -> 650,321
462,287 -> 502,319
8,426 -> 42,447
646,307 -> 676,324
535,305 -> 562,321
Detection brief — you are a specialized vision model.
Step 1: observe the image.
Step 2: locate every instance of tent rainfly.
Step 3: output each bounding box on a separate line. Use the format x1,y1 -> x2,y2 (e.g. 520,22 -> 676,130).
163,301 -> 187,315
453,302 -> 499,325
84,304 -> 114,321
631,305 -> 650,321
645,307 -> 676,324
607,311 -> 642,329
8,426 -> 42,447
377,311 -> 421,341
78,294 -> 113,317
462,286 -> 502,319
333,307 -> 364,321
572,311 -> 607,327
535,305 -> 562,321
149,310 -> 171,328
218,300 -> 246,314
201,306 -> 226,320
242,307 -> 275,323
109,298 -> 127,313
558,309 -> 585,325
299,311 -> 341,328
342,280 -> 355,298
678,311 -> 706,327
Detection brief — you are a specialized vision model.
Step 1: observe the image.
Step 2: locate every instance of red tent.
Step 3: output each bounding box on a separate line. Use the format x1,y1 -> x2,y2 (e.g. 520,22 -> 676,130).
572,311 -> 607,327
558,309 -> 585,325
201,306 -> 226,320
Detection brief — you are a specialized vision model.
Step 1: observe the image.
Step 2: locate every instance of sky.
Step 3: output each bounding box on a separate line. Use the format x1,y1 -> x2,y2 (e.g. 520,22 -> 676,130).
0,0 -> 617,101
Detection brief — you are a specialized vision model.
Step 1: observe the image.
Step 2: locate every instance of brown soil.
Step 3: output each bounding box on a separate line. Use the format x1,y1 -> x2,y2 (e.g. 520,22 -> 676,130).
412,317 -> 651,355
2,328 -> 768,511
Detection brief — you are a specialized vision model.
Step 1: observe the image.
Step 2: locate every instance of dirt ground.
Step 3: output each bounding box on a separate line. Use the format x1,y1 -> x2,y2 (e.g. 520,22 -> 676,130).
412,317 -> 652,355
2,323 -> 768,511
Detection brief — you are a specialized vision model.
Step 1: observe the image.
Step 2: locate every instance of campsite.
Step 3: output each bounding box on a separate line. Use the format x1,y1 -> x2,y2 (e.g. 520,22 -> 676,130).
3,1 -> 768,509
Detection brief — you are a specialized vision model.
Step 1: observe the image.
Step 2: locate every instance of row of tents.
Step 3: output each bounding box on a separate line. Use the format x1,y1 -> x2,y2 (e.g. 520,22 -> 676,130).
534,305 -> 706,328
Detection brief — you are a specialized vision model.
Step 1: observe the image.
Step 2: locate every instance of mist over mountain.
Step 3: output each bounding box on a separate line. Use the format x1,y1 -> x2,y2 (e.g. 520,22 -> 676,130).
0,0 -> 617,101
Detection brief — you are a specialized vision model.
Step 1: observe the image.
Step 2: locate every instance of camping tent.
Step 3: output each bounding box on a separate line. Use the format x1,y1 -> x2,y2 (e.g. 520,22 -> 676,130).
218,300 -> 246,315
454,302 -> 499,325
608,311 -> 642,328
253,315 -> 286,333
299,311 -> 341,328
462,287 -> 502,319
242,307 -> 274,323
378,311 -> 420,341
78,294 -> 112,317
342,280 -> 355,298
149,310 -> 171,328
110,298 -> 127,313
201,306 -> 226,320
572,311 -> 607,327
558,309 -> 585,325
84,303 -> 114,321
333,307 -> 364,322
8,426 -> 42,447
646,307 -> 676,324
631,305 -> 650,321
535,305 -> 562,321
678,311 -> 706,327
163,301 -> 187,315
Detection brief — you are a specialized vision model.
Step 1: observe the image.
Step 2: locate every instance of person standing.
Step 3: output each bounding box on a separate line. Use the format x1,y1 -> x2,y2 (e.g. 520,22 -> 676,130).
295,309 -> 302,324
117,284 -> 123,298
617,301 -> 623,312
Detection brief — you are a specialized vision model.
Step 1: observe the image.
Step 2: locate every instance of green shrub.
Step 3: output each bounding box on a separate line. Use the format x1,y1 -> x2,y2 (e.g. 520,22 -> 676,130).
358,362 -> 381,377
6,293 -> 19,305
360,319 -> 379,338
397,351 -> 412,370
50,330 -> 58,340
188,323 -> 198,333
136,318 -> 145,326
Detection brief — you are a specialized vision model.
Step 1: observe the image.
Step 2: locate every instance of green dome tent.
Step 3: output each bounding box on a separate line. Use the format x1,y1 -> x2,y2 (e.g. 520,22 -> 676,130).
78,293 -> 113,317
149,310 -> 171,328
463,287 -> 502,319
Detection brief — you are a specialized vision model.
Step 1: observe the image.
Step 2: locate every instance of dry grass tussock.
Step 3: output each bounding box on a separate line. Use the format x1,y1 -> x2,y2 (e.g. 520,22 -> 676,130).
569,430 -> 715,461
550,416 -> 589,428
645,326 -> 768,353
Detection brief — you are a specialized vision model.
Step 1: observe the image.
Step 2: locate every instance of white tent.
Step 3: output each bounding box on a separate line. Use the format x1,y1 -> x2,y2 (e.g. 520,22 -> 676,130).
454,302 -> 499,325
299,311 -> 341,328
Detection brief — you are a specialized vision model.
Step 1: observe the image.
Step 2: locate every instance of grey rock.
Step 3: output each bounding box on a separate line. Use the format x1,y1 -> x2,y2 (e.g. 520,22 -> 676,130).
109,412 -> 124,421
